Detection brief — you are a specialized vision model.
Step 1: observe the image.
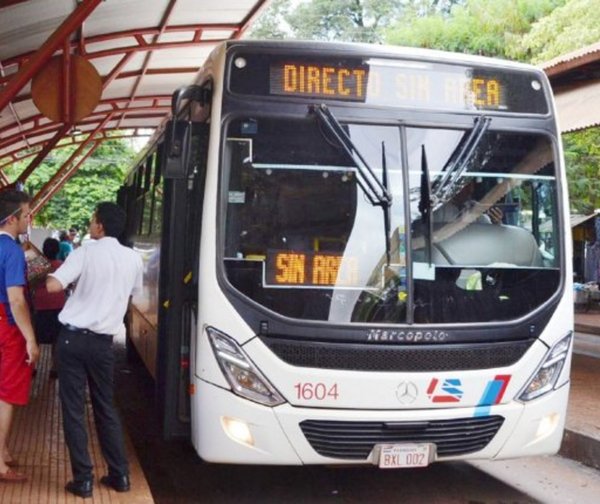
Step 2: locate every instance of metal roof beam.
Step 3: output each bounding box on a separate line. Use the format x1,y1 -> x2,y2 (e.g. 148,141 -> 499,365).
31,113 -> 114,213
117,0 -> 179,129
0,96 -> 169,145
0,0 -> 103,113
0,40 -> 215,87
0,23 -> 238,77
0,130 -> 152,173
15,124 -> 70,184
31,140 -> 101,215
0,1 -> 30,9
0,111 -> 165,151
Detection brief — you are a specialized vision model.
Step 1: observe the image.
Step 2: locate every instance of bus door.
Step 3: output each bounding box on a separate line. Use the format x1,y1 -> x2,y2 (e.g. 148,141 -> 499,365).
158,84 -> 211,439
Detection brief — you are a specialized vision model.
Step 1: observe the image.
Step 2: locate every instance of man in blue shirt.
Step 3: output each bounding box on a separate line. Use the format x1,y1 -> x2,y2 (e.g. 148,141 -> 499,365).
0,190 -> 39,483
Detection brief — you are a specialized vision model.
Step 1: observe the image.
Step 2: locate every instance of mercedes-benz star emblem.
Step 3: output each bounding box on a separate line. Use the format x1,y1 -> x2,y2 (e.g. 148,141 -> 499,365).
395,381 -> 418,404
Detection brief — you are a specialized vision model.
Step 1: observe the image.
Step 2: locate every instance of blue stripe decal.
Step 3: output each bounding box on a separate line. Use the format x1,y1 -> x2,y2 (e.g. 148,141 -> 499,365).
474,406 -> 490,417
474,380 -> 503,417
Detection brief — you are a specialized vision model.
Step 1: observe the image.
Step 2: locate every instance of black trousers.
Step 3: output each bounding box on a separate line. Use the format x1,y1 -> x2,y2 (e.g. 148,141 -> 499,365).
57,327 -> 128,482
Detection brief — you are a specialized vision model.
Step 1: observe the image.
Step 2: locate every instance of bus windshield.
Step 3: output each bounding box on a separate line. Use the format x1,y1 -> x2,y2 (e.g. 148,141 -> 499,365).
221,115 -> 560,324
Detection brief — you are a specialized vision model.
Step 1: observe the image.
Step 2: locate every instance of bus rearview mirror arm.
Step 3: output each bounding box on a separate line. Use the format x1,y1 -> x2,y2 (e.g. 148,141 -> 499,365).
165,85 -> 210,179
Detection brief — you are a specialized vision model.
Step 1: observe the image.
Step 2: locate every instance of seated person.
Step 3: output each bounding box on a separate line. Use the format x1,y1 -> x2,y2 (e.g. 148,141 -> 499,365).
434,180 -> 503,225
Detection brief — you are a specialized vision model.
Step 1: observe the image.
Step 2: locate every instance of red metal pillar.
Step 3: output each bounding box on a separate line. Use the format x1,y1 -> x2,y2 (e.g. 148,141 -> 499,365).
0,0 -> 102,113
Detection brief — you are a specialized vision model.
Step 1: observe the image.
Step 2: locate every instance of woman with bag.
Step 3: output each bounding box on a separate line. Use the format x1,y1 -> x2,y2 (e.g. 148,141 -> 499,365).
31,238 -> 65,378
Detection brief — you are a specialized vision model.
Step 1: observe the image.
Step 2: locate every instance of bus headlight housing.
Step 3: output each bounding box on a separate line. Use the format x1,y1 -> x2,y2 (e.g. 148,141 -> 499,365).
519,333 -> 572,402
207,327 -> 285,407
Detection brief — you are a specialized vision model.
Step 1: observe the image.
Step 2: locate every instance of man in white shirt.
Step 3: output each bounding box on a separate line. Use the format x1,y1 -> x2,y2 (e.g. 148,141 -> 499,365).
47,202 -> 143,498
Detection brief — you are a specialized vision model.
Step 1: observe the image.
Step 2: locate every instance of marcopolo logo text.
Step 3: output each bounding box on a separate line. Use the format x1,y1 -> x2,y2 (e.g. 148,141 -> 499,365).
366,329 -> 449,343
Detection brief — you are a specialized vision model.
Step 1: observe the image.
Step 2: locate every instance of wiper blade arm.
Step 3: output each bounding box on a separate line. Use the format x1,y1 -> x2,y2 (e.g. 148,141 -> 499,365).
381,141 -> 391,266
311,104 -> 392,207
419,145 -> 433,265
432,115 -> 491,201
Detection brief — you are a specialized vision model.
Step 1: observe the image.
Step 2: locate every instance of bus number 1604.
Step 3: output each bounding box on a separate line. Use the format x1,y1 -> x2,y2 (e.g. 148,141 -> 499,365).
294,382 -> 339,401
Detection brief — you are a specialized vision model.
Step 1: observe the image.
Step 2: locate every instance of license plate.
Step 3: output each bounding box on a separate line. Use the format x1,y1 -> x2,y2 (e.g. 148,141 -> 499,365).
377,443 -> 432,469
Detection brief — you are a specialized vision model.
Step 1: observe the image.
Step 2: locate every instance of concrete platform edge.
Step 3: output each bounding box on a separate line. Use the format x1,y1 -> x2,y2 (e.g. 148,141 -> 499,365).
575,322 -> 600,336
559,429 -> 600,470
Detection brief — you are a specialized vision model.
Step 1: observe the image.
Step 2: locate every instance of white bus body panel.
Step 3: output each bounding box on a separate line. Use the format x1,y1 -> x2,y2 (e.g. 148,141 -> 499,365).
192,375 -> 568,465
187,41 -> 573,465
190,291 -> 572,464
243,337 -> 547,410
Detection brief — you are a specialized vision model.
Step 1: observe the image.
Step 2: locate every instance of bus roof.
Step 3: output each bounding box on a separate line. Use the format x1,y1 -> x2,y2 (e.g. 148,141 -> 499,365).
223,39 -> 544,75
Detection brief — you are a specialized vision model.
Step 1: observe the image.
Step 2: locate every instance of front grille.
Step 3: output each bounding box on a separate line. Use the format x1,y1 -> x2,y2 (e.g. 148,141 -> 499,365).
300,416 -> 504,459
261,337 -> 533,371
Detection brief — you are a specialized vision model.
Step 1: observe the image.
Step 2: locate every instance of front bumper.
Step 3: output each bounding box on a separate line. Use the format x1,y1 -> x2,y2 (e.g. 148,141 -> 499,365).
192,378 -> 569,465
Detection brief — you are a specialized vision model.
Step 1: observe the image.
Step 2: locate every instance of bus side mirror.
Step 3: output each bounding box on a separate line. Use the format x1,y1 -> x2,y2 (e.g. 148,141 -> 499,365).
164,85 -> 210,179
164,120 -> 191,179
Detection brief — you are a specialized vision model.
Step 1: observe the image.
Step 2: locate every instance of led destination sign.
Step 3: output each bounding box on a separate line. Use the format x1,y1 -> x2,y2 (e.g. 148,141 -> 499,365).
229,52 -> 548,114
271,61 -> 506,110
271,63 -> 369,102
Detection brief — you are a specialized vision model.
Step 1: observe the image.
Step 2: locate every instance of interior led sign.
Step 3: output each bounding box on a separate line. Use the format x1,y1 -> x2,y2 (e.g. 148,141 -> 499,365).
266,250 -> 360,287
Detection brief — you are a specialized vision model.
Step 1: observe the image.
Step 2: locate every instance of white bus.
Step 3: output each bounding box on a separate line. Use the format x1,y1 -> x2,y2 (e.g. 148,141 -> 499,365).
119,40 -> 572,468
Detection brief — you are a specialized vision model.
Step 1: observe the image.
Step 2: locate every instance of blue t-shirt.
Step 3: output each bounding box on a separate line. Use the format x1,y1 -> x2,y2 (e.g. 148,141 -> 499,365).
0,234 -> 26,325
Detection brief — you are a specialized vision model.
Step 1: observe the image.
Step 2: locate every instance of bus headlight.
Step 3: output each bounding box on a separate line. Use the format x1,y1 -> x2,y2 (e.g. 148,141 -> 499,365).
207,327 -> 285,407
519,333 -> 572,402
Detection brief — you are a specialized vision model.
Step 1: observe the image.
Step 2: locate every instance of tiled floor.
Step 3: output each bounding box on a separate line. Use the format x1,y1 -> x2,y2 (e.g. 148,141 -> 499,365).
2,318 -> 598,503
570,313 -> 600,443
0,345 -> 153,503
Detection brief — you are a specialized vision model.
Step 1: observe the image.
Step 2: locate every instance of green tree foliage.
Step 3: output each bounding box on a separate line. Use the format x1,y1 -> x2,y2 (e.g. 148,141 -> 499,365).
247,0 -> 291,40
509,0 -> 600,62
248,0 -> 463,43
562,129 -> 600,214
4,138 -> 136,231
249,0 -> 598,214
287,0 -> 406,43
509,0 -> 600,214
386,0 -> 565,58
384,0 -> 600,213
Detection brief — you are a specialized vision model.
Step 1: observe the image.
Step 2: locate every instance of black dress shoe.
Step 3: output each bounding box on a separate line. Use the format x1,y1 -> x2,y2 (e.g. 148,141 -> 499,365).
65,479 -> 93,498
100,473 -> 130,492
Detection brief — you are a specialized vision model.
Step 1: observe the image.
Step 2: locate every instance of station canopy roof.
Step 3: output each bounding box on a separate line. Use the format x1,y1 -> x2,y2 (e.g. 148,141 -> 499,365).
540,41 -> 600,133
0,0 -> 268,211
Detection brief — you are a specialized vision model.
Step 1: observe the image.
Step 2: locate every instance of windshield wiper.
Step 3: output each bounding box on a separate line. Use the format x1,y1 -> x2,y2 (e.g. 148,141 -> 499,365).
432,115 -> 491,202
311,104 -> 392,207
381,141 -> 391,265
311,104 -> 393,265
419,145 -> 433,265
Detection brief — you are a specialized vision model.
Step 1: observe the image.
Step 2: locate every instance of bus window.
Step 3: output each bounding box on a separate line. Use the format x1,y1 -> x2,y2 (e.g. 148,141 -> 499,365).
152,178 -> 163,237
141,192 -> 153,236
223,116 -> 407,323
144,155 -> 153,192
408,128 -> 560,322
